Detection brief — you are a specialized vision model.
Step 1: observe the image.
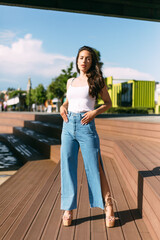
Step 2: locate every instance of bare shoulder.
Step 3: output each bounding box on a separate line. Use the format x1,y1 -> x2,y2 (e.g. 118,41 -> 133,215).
67,77 -> 74,89
67,77 -> 74,84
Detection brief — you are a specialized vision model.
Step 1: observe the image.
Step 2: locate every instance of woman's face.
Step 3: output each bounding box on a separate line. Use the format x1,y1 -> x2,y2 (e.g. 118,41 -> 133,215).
77,50 -> 92,73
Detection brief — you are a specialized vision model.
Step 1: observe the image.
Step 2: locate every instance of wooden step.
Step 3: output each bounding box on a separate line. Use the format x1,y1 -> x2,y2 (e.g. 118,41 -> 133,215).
113,139 -> 160,240
35,113 -> 63,125
0,134 -> 46,163
0,112 -> 36,120
98,130 -> 160,240
24,120 -> 62,139
95,118 -> 160,142
0,125 -> 13,134
0,117 -> 25,126
13,127 -> 60,161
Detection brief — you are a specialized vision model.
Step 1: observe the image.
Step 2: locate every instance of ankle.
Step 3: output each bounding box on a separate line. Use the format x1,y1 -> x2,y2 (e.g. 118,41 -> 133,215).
64,210 -> 72,215
104,192 -> 113,205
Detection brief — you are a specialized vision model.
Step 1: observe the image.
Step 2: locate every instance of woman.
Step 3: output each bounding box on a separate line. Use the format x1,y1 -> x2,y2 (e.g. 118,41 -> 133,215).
60,46 -> 115,228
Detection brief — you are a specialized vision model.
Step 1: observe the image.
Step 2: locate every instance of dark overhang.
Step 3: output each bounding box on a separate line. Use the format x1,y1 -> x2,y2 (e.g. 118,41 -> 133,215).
0,0 -> 160,22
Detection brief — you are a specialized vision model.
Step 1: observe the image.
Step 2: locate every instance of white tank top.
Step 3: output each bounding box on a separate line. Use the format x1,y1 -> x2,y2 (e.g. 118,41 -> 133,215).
67,78 -> 96,113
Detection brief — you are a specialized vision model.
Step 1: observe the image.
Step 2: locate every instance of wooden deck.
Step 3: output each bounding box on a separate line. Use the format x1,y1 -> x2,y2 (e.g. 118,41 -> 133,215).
0,113 -> 159,240
0,153 -> 151,240
95,118 -> 160,240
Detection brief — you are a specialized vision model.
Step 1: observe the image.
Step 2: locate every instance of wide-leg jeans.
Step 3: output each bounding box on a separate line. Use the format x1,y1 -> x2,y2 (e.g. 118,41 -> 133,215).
61,111 -> 104,210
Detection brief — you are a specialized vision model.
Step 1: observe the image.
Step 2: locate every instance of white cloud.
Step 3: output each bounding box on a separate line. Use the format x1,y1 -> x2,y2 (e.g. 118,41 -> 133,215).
0,33 -> 75,79
0,30 -> 17,45
0,33 -> 155,90
103,66 -> 154,81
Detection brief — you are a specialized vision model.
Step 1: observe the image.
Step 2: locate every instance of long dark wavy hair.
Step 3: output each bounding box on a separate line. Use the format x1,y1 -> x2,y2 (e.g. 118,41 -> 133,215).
76,46 -> 105,99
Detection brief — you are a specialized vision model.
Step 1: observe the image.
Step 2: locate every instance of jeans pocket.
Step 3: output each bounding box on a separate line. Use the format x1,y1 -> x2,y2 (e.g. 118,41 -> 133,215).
62,117 -> 69,130
87,120 -> 96,134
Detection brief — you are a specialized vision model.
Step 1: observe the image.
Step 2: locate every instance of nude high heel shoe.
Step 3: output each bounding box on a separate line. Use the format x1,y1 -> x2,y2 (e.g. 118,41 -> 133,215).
62,210 -> 73,226
104,193 -> 116,228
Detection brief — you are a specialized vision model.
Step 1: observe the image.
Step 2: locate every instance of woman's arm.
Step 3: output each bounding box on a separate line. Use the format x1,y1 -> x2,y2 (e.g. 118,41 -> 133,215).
60,78 -> 73,122
60,98 -> 69,122
93,84 -> 112,116
81,84 -> 112,124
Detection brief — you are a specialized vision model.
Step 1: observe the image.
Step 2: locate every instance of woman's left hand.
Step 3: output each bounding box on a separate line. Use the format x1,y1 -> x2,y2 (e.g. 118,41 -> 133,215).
81,111 -> 96,125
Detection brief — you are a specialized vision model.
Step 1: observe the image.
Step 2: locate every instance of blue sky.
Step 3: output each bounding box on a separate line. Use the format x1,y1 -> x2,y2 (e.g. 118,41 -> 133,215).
0,5 -> 160,91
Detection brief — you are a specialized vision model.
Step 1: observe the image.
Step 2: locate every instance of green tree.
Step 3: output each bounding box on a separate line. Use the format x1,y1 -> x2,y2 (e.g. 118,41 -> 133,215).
51,62 -> 77,103
0,92 -> 5,101
35,84 -> 47,105
26,89 -> 34,107
7,87 -> 16,92
8,90 -> 26,99
30,89 -> 36,103
26,84 -> 46,107
46,81 -> 55,100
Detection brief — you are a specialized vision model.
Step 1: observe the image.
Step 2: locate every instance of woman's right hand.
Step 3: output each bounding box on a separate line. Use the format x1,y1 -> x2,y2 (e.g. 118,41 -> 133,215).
60,105 -> 68,122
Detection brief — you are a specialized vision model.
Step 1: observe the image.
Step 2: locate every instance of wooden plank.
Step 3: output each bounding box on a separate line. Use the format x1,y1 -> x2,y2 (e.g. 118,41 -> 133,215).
40,193 -> 62,240
24,171 -> 61,239
103,157 -> 142,240
2,162 -> 59,239
117,140 -> 149,172
100,138 -> 115,147
113,141 -> 160,239
0,125 -> 13,133
133,140 -> 160,168
127,140 -> 159,169
50,145 -> 61,162
0,161 -> 54,208
102,157 -> 125,240
113,146 -> 138,201
117,140 -> 160,215
96,119 -> 160,142
140,188 -> 160,240
95,119 -> 160,132
111,159 -> 153,240
99,125 -> 160,140
41,153 -> 84,240
101,151 -> 113,159
0,162 -> 46,219
141,212 -> 159,240
98,131 -> 129,142
74,168 -> 91,240
90,207 -> 107,240
100,156 -> 124,240
0,162 -> 34,203
58,153 -> 88,240
122,140 -> 160,196
0,112 -> 36,120
0,161 -> 58,239
0,166 -> 46,227
100,145 -> 113,154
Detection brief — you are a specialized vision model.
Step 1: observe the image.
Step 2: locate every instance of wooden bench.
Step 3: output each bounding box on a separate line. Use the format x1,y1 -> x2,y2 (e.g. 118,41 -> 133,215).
95,118 -> 160,240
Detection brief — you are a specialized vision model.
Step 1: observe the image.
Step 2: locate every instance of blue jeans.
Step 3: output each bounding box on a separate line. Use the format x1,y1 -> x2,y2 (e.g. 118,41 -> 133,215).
61,111 -> 105,210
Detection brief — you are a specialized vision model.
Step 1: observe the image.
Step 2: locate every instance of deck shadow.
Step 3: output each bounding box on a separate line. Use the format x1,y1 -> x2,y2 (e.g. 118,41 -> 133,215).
71,208 -> 141,227
138,167 -> 160,216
